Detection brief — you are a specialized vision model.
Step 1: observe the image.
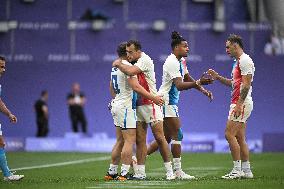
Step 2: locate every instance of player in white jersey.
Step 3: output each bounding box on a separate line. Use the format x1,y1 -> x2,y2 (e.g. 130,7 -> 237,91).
113,40 -> 175,180
105,43 -> 164,181
146,31 -> 213,179
207,34 -> 255,179
0,56 -> 24,181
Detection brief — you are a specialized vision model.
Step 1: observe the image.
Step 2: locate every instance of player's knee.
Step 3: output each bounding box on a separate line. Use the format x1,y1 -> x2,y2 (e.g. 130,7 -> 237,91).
171,128 -> 183,144
166,137 -> 171,144
136,135 -> 146,146
225,132 -> 234,141
117,138 -> 124,147
154,134 -> 166,144
236,135 -> 246,145
0,141 -> 5,148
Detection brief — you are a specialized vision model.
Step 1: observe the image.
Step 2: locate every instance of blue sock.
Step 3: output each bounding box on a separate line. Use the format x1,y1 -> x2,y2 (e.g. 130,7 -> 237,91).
0,148 -> 11,177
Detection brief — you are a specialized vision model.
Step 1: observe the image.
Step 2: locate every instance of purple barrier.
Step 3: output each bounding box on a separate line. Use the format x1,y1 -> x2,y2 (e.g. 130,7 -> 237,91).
5,137 -> 25,151
263,133 -> 284,152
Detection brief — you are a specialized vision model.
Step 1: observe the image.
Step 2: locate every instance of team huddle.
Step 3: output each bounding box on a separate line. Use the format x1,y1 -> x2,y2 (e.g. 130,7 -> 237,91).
0,32 -> 255,182
106,31 -> 255,181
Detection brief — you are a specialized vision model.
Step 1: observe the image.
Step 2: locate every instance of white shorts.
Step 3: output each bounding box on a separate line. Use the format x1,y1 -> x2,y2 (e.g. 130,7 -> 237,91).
0,124 -> 2,136
111,105 -> 137,129
136,104 -> 163,124
228,102 -> 253,123
162,105 -> 179,118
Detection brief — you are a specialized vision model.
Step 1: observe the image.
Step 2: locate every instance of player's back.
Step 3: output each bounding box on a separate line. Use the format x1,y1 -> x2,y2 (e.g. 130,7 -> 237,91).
111,60 -> 136,109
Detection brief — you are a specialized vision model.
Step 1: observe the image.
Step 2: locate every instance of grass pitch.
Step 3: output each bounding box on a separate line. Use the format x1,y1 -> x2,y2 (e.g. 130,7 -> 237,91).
0,152 -> 283,189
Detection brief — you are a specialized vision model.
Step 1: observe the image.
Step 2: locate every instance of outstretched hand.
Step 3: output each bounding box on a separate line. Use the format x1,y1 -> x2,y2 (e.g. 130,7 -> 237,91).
206,69 -> 219,80
197,72 -> 214,85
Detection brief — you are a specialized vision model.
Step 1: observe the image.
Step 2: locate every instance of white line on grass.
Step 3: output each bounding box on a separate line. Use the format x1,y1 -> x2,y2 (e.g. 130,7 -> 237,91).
10,156 -> 110,171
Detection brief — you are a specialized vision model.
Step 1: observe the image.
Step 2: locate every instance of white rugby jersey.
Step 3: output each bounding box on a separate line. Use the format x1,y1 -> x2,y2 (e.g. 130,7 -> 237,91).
231,53 -> 255,104
159,54 -> 189,105
135,52 -> 158,106
111,60 -> 137,109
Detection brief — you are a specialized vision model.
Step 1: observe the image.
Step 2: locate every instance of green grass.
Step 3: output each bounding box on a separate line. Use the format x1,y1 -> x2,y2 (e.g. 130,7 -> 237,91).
0,152 -> 284,189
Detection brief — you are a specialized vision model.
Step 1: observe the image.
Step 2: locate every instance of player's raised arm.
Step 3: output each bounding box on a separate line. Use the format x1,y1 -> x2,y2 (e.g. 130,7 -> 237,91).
127,77 -> 164,106
207,69 -> 232,87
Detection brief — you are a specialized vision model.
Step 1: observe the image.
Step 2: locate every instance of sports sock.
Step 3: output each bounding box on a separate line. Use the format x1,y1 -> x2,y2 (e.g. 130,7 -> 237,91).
233,160 -> 241,171
164,161 -> 173,173
242,161 -> 251,172
0,148 -> 11,177
120,164 -> 130,176
173,157 -> 181,172
108,164 -> 118,175
137,165 -> 146,175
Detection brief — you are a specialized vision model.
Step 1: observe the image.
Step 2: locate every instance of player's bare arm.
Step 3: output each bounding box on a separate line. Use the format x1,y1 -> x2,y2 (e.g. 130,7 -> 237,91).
112,58 -> 142,76
0,98 -> 17,123
207,69 -> 232,87
109,81 -> 116,99
184,73 -> 213,101
233,74 -> 252,118
127,77 -> 164,106
173,77 -> 198,91
117,64 -> 142,76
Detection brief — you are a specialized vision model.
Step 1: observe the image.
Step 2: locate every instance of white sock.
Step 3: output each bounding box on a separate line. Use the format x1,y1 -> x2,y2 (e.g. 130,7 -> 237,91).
242,161 -> 251,172
137,165 -> 146,175
173,157 -> 181,172
120,164 -> 130,176
108,164 -> 118,175
164,161 -> 173,173
233,160 -> 241,171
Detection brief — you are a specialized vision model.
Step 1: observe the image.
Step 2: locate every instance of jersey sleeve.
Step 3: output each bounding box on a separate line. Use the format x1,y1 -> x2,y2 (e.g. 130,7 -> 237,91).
181,59 -> 189,75
239,57 -> 254,75
166,62 -> 182,80
135,58 -> 148,72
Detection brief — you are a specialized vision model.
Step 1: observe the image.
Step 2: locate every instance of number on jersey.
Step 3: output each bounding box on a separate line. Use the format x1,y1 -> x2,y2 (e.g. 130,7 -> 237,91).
111,75 -> 120,94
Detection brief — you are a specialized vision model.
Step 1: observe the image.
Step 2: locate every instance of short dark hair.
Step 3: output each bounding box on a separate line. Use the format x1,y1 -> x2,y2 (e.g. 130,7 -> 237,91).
116,42 -> 127,57
227,34 -> 244,49
41,90 -> 48,97
171,31 -> 186,50
0,56 -> 6,62
126,40 -> 142,51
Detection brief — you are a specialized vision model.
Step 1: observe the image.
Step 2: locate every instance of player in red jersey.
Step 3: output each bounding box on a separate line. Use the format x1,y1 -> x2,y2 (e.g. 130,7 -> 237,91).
207,34 -> 255,179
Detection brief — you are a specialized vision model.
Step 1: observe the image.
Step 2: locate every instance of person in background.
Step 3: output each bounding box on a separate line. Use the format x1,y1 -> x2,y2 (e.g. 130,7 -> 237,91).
34,90 -> 49,137
67,83 -> 87,133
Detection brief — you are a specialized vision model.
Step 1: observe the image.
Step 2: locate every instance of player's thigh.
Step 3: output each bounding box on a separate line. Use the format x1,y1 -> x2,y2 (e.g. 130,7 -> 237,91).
122,129 -> 136,143
225,120 -> 243,137
150,121 -> 164,138
236,123 -> 247,142
115,127 -> 124,143
136,121 -> 147,143
0,135 -> 5,147
164,117 -> 181,138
